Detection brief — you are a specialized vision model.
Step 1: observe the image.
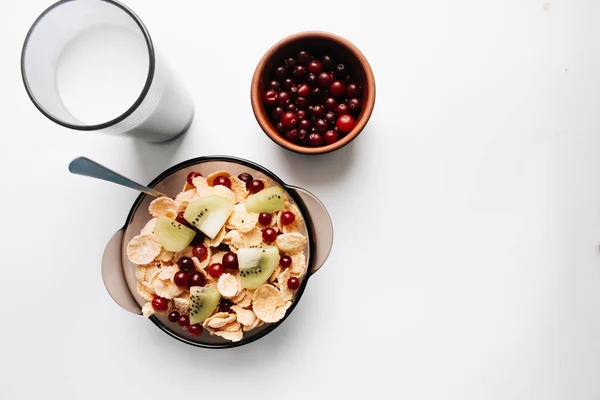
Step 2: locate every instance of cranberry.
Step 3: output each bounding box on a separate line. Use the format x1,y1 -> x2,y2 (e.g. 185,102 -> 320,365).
223,252 -> 238,271
295,96 -> 308,108
325,111 -> 336,124
284,57 -> 296,69
280,211 -> 296,225
208,263 -> 224,278
285,129 -> 299,143
317,72 -> 332,88
286,103 -> 298,113
280,255 -> 292,268
220,299 -> 233,313
298,119 -> 312,130
277,91 -> 291,106
186,171 -> 202,185
324,97 -> 337,111
151,296 -> 168,312
189,272 -> 205,287
191,230 -> 206,246
298,129 -> 310,143
335,63 -> 346,77
248,179 -> 265,194
281,111 -> 298,129
178,315 -> 190,327
306,73 -> 318,86
324,129 -> 339,145
307,60 -> 322,74
283,78 -> 294,89
187,324 -> 203,336
297,83 -> 310,97
287,277 -> 300,290
259,213 -> 273,225
238,173 -> 253,188
312,104 -> 325,117
174,271 -> 190,287
310,87 -> 324,102
275,122 -> 284,133
346,83 -> 360,97
330,80 -> 345,97
262,228 -> 277,243
293,65 -> 306,79
297,51 -> 310,65
263,89 -> 278,105
344,75 -> 352,84
168,311 -> 180,322
336,114 -> 356,132
336,103 -> 350,116
176,211 -> 191,228
213,175 -> 232,189
178,256 -> 194,271
322,55 -> 334,71
271,106 -> 284,121
297,109 -> 307,119
192,244 -> 208,261
267,80 -> 281,91
309,133 -> 324,147
289,85 -> 299,100
348,98 -> 362,113
315,119 -> 328,133
275,66 -> 287,80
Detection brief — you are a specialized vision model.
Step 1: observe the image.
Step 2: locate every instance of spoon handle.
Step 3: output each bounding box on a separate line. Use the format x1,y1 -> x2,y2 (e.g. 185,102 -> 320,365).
68,157 -> 167,198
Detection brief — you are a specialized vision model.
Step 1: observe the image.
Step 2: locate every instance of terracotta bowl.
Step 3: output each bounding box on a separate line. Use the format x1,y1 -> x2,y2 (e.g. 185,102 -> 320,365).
251,31 -> 375,155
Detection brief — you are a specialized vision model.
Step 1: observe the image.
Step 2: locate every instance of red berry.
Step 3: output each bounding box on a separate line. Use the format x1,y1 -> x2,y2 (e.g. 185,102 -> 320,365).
192,244 -> 208,261
267,80 -> 281,91
307,60 -> 323,74
238,173 -> 253,187
309,133 -> 324,147
222,252 -> 239,271
324,130 -> 339,145
285,129 -> 299,143
174,271 -> 190,287
263,89 -> 278,105
271,106 -> 285,121
277,91 -> 291,105
262,228 -> 277,243
280,211 -> 296,225
297,51 -> 310,65
348,98 -> 362,113
317,72 -> 332,88
213,176 -> 232,189
191,230 -> 205,246
189,272 -> 205,287
186,171 -> 202,185
336,103 -> 350,116
220,299 -> 233,313
312,104 -> 325,117
297,109 -> 307,119
297,83 -> 310,97
176,211 -> 192,228
336,115 -> 356,132
248,179 -> 265,194
324,97 -> 337,111
178,315 -> 190,327
346,83 -> 360,97
315,119 -> 328,133
168,311 -> 180,322
208,263 -> 224,278
280,255 -> 292,268
259,213 -> 273,225
287,277 -> 300,290
293,65 -> 307,79
151,296 -> 168,312
178,256 -> 194,271
330,81 -> 345,97
187,324 -> 203,336
281,111 -> 298,129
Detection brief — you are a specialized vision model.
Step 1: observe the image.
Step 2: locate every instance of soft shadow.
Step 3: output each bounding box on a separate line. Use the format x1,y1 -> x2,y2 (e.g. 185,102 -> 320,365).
277,138 -> 357,184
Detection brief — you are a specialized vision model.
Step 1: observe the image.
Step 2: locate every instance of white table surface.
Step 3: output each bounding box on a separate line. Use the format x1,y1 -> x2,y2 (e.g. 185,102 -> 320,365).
2,0 -> 600,399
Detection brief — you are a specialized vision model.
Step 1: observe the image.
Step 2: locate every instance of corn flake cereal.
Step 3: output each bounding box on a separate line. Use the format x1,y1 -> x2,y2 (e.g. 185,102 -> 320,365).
173,297 -> 190,315
137,282 -> 154,302
191,175 -> 209,192
149,197 -> 177,218
231,305 -> 257,326
213,329 -> 243,342
217,273 -> 239,298
141,218 -> 157,235
223,230 -> 243,249
198,185 -> 236,204
252,284 -> 289,323
142,302 -> 155,318
226,204 -> 258,233
203,312 -> 236,329
175,189 -> 197,211
277,269 -> 294,302
275,232 -> 307,255
229,176 -> 249,203
127,234 -> 162,265
241,227 -> 263,247
205,227 -> 226,247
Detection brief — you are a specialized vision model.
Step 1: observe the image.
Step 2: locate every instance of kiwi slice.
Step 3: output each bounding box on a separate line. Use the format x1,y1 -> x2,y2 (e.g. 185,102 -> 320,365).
189,286 -> 221,325
238,246 -> 280,289
244,187 -> 285,214
184,195 -> 234,239
154,215 -> 196,252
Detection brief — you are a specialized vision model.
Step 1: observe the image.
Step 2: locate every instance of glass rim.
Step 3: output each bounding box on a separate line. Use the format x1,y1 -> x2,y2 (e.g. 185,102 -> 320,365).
20,0 -> 156,131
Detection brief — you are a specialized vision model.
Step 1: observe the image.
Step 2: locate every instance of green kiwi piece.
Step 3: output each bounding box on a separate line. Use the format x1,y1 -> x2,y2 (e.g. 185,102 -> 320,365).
244,187 -> 285,214
184,195 -> 234,239
238,246 -> 280,289
189,286 -> 221,325
154,215 -> 196,252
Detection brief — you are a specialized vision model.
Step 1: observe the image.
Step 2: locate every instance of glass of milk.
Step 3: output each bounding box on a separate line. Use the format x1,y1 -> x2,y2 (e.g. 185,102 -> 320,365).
21,0 -> 194,142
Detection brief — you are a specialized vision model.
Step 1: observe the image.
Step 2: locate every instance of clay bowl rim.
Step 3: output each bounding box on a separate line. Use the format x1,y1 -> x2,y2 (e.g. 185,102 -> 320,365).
251,31 -> 376,155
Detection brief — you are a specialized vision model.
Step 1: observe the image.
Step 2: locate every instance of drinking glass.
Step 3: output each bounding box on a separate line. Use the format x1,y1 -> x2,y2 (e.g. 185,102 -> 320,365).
21,0 -> 194,142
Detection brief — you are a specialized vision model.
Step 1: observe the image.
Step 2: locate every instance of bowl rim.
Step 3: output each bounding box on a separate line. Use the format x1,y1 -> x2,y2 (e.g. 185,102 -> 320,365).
251,31 -> 376,155
121,155 -> 316,349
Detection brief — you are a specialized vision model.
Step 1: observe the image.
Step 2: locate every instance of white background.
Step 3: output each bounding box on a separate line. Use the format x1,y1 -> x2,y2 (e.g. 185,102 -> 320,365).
1,0 -> 600,399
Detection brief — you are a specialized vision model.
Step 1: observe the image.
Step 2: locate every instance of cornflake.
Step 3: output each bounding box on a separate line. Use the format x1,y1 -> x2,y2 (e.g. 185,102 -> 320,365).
205,227 -> 226,247
127,234 -> 162,265
227,204 -> 258,233
275,233 -> 307,254
175,189 -> 197,210
231,305 -> 257,326
277,269 -> 294,301
241,227 -> 263,247
149,197 -> 177,218
217,273 -> 239,298
141,218 -> 157,235
252,284 -> 289,323
223,230 -> 243,249
191,175 -> 209,192
210,251 -> 227,266
173,297 -> 190,315
197,186 -> 235,204
142,302 -> 155,318
229,176 -> 249,203
137,282 -> 154,302
203,312 -> 236,329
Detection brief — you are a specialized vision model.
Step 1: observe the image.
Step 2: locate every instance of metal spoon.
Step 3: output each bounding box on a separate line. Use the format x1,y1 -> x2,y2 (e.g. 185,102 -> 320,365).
68,157 -> 168,198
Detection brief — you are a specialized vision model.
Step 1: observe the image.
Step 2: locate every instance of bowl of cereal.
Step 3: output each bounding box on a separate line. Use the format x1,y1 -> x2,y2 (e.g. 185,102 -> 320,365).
102,156 -> 333,348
